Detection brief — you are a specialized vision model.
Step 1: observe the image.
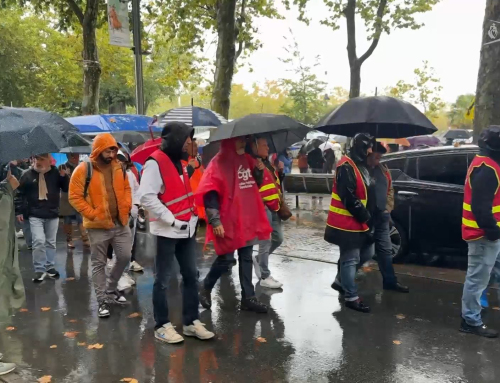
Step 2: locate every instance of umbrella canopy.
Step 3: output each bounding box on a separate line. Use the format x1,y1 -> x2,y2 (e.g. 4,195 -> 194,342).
443,129 -> 471,140
319,142 -> 335,152
109,131 -> 148,144
209,114 -> 310,154
406,135 -> 441,149
0,107 -> 89,163
66,114 -> 158,134
303,138 -> 324,153
59,146 -> 92,154
130,138 -> 161,165
159,106 -> 227,128
315,96 -> 437,138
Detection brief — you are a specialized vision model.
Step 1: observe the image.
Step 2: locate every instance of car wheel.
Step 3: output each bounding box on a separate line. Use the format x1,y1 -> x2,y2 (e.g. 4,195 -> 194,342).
390,220 -> 408,262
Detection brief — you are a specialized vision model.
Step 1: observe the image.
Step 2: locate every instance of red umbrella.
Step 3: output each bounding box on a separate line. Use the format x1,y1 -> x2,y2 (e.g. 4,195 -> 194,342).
130,137 -> 161,165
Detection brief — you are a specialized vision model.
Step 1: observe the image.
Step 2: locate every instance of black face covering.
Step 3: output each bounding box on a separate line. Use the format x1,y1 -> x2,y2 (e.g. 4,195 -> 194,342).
349,133 -> 374,164
160,122 -> 194,162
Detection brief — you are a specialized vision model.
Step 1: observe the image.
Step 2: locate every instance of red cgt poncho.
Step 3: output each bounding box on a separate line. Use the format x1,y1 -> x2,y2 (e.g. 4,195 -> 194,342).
195,139 -> 272,255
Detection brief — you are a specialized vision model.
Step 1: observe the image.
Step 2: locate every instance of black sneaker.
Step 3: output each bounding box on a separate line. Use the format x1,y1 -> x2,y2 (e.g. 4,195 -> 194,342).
345,298 -> 371,313
331,281 -> 345,295
198,284 -> 212,309
98,302 -> 111,318
460,319 -> 498,338
241,297 -> 268,313
106,290 -> 127,305
46,268 -> 60,279
383,282 -> 410,293
32,272 -> 46,283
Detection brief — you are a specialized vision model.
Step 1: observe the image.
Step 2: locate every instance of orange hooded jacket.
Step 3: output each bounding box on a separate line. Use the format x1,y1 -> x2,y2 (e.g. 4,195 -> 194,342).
69,133 -> 132,230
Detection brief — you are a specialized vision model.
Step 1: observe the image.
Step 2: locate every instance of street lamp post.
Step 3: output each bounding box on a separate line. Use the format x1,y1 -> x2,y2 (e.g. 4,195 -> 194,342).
132,0 -> 144,115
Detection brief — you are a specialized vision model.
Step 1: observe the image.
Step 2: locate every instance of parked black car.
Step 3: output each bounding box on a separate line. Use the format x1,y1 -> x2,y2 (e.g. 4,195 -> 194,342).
382,145 -> 479,261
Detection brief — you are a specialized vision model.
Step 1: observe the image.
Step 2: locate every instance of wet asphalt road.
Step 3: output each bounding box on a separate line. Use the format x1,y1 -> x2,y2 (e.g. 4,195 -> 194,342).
2,202 -> 500,382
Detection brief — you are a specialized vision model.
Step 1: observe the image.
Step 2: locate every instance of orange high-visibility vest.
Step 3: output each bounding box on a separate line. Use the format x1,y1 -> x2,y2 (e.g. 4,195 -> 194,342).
462,155 -> 500,241
149,150 -> 197,222
326,156 -> 369,232
259,167 -> 280,212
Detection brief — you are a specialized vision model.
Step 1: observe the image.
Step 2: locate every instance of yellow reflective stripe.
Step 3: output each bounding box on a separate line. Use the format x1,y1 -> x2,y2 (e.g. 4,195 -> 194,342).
331,192 -> 367,207
259,183 -> 275,192
263,194 -> 280,202
463,203 -> 500,213
462,217 -> 500,228
329,205 -> 353,217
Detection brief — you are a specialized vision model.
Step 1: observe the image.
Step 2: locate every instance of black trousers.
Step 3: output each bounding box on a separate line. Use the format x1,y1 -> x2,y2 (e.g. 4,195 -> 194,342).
153,236 -> 199,328
203,246 -> 255,300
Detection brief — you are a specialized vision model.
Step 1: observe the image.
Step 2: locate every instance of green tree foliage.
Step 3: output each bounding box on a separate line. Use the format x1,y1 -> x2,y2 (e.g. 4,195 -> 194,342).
448,94 -> 475,129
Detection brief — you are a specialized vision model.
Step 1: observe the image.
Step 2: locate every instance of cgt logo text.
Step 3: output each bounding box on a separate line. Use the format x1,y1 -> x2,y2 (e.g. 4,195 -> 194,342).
237,165 -> 252,181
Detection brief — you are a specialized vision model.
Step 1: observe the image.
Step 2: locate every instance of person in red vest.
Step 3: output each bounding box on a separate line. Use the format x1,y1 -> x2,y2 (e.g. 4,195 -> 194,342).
196,137 -> 272,313
461,126 -> 500,338
325,133 -> 374,313
139,122 -> 215,344
367,142 -> 409,293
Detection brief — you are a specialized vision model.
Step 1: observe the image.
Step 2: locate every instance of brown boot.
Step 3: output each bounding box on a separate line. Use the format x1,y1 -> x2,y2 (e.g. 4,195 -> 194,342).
79,224 -> 90,247
64,224 -> 75,249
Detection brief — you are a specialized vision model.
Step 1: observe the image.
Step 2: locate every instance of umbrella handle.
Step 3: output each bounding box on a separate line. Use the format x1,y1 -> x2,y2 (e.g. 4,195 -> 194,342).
149,115 -> 158,140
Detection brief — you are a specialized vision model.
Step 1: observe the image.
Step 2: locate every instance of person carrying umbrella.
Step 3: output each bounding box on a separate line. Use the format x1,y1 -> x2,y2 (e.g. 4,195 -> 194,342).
325,133 -> 374,313
196,137 -> 272,313
366,142 -> 409,293
138,122 -> 215,343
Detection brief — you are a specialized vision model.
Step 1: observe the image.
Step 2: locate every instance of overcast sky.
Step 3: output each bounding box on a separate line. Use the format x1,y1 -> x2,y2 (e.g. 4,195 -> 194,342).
224,0 -> 484,103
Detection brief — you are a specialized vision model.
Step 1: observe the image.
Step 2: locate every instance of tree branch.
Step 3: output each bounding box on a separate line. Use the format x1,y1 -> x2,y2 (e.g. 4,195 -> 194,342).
66,0 -> 84,25
84,0 -> 100,21
235,0 -> 246,61
344,0 -> 357,66
358,0 -> 387,65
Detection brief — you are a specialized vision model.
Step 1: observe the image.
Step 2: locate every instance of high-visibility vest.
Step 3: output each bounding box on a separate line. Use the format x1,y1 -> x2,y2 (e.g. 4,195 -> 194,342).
326,156 -> 369,232
462,155 -> 500,241
259,167 -> 280,212
149,150 -> 197,222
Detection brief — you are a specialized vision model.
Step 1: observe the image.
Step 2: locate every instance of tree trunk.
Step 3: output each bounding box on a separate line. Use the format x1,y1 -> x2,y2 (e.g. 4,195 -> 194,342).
349,63 -> 361,99
474,0 -> 500,140
81,0 -> 101,115
211,0 -> 237,119
109,101 -> 126,114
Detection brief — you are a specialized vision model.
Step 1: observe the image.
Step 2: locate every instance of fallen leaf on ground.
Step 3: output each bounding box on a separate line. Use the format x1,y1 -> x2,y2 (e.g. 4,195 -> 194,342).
50,345 -> 57,349
120,379 -> 139,383
77,342 -> 86,346
289,216 -> 297,221
396,314 -> 406,320
37,376 -> 52,383
68,319 -> 78,323
256,337 -> 267,343
492,307 -> 500,311
87,343 -> 104,349
393,340 -> 402,345
19,308 -> 28,312
65,277 -> 75,281
127,312 -> 141,318
6,327 -> 15,331
64,331 -> 80,339
41,307 -> 51,312
361,267 -> 372,272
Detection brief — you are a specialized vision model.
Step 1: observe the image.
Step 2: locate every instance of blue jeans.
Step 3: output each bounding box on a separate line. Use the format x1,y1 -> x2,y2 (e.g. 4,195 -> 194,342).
462,239 -> 500,326
30,217 -> 59,273
23,218 -> 32,247
153,236 -> 199,328
374,211 -> 398,287
337,243 -> 374,301
257,208 -> 284,279
63,214 -> 83,225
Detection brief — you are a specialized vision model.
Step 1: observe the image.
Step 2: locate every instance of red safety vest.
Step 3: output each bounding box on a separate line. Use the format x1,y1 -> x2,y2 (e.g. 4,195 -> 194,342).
326,156 -> 369,232
462,155 -> 500,241
149,150 -> 197,222
259,167 -> 280,212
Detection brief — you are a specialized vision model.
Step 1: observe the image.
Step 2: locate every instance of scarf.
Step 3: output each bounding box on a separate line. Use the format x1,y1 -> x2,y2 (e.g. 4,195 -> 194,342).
34,166 -> 50,200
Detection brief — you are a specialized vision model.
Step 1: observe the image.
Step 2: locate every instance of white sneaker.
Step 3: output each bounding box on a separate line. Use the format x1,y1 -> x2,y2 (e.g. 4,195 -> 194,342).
117,274 -> 134,291
16,230 -> 24,239
183,320 -> 215,340
123,272 -> 136,286
253,255 -> 262,279
0,362 -> 16,376
129,261 -> 144,272
260,276 -> 283,289
155,323 -> 184,344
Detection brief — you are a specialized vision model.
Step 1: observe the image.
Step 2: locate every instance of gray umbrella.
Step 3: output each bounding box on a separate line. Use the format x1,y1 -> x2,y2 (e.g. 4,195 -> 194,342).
0,107 -> 88,163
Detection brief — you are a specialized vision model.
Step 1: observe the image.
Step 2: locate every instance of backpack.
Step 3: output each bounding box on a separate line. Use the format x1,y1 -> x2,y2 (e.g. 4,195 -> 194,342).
83,158 -> 126,199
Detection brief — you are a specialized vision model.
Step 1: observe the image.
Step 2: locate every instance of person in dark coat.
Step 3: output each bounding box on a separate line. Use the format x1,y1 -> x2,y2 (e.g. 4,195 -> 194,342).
307,147 -> 325,173
322,148 -> 336,174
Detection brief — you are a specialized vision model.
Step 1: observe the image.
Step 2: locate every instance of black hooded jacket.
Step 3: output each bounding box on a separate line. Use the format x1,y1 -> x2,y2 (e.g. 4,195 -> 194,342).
159,122 -> 195,177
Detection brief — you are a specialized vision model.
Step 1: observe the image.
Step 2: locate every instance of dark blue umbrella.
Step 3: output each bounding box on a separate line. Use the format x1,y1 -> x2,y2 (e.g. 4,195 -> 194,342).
159,106 -> 227,127
66,114 -> 158,134
0,107 -> 89,163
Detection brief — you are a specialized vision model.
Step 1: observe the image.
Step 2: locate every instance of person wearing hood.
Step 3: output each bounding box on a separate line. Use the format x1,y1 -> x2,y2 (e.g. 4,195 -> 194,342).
324,133 -> 374,313
460,126 -> 500,338
15,154 -> 69,283
139,122 -> 215,344
69,133 -> 132,318
196,137 -> 272,314
59,153 -> 90,249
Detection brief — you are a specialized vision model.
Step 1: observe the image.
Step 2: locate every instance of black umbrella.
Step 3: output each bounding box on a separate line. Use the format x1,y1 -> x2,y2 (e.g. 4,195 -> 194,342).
0,107 -> 88,163
209,114 -> 310,154
159,106 -> 227,127
109,131 -> 148,144
303,138 -> 324,153
443,129 -> 471,140
315,96 -> 437,138
59,146 -> 92,154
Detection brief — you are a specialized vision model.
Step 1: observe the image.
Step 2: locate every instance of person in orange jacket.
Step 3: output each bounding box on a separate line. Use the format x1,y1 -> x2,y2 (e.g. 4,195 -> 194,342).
187,139 -> 206,221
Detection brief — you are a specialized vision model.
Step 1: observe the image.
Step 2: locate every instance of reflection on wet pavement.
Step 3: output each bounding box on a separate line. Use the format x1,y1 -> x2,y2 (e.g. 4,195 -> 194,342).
1,216 -> 500,382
